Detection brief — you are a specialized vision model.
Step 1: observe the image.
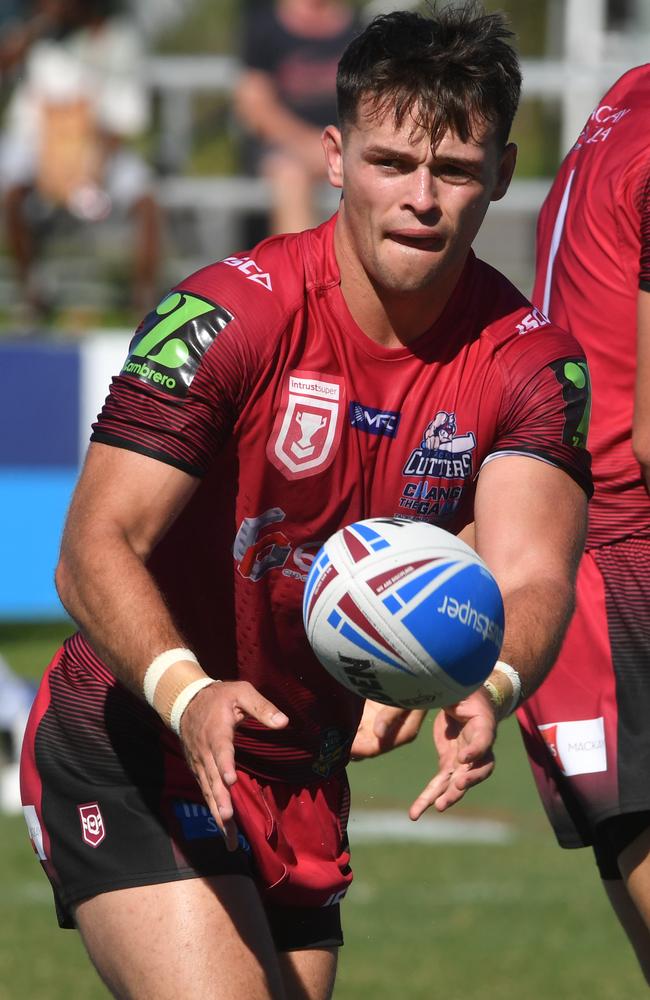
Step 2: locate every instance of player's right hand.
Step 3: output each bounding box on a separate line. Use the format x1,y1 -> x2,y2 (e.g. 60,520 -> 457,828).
179,680 -> 288,851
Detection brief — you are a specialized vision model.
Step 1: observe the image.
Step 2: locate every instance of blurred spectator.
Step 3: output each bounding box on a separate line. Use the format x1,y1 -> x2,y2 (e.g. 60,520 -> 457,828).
234,0 -> 361,236
0,2 -> 44,85
0,0 -> 160,323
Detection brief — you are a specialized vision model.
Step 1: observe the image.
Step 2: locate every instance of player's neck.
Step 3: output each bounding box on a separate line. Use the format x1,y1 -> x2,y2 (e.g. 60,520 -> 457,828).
334,218 -> 465,348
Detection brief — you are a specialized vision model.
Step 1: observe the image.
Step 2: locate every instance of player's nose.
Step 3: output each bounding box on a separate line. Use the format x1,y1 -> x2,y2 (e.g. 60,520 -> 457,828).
404,167 -> 439,215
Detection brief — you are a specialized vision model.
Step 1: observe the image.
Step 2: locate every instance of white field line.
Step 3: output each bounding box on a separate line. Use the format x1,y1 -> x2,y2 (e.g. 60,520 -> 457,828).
348,810 -> 514,844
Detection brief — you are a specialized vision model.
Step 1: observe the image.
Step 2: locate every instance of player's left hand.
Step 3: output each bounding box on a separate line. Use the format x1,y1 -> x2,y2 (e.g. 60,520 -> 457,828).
409,686 -> 497,818
350,699 -> 427,759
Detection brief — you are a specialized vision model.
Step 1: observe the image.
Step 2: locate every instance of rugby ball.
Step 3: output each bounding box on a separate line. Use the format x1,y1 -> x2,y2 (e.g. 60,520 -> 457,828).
302,518 -> 504,709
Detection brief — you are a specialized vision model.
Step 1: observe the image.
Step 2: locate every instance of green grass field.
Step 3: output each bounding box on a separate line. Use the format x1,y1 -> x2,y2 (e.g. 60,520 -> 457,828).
0,622 -> 645,1000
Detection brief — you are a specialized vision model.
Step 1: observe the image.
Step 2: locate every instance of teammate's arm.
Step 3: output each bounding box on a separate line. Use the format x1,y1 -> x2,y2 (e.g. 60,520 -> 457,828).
409,454 -> 587,817
633,289 -> 650,491
56,442 -> 288,846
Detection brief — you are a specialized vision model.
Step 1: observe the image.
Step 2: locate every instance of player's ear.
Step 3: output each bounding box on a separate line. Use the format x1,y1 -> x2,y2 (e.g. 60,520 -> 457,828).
491,142 -> 517,202
323,125 -> 344,189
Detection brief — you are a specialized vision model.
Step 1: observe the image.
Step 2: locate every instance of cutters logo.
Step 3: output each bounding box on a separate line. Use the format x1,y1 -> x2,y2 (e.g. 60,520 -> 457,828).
78,802 -> 106,848
399,411 -> 475,519
538,718 -> 607,776
402,411 -> 476,479
267,372 -> 345,479
349,401 -> 400,438
222,254 -> 272,291
233,507 -> 321,582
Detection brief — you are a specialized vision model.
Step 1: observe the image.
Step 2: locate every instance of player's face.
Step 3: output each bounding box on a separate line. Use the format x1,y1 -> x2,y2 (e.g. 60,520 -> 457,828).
324,101 -> 516,298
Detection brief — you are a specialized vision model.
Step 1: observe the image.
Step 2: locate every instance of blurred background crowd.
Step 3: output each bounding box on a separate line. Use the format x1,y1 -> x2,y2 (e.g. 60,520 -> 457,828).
0,0 -> 647,337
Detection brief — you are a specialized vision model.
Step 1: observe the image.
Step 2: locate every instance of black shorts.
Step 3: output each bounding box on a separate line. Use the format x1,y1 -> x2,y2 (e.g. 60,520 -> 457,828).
518,537 -> 650,874
20,648 -> 352,950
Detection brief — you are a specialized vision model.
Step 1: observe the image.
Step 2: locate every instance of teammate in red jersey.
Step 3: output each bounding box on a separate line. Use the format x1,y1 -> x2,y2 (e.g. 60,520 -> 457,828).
516,64 -> 650,982
20,6 -> 591,998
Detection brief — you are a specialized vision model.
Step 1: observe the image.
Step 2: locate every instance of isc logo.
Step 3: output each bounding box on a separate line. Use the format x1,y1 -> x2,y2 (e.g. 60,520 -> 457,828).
222,255 -> 272,291
516,308 -> 549,335
349,401 -> 400,438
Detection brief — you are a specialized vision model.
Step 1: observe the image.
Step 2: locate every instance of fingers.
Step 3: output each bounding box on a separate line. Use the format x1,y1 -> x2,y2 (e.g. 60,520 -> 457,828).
350,705 -> 426,760
230,681 -> 289,730
409,753 -> 495,820
180,680 -> 289,851
194,759 -> 240,852
455,713 -> 496,765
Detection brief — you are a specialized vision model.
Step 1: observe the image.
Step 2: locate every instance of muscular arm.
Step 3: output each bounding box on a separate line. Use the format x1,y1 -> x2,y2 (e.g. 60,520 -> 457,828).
409,454 -> 587,816
632,289 -> 650,491
56,443 -> 199,689
56,442 -> 287,844
474,454 -> 586,700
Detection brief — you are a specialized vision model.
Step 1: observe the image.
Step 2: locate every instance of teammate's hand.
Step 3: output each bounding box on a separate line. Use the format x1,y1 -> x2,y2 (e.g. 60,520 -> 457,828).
350,699 -> 427,759
179,680 -> 288,851
409,687 -> 497,819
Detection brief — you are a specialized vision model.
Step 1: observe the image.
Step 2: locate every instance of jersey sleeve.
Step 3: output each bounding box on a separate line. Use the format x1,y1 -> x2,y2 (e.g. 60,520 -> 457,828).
90,288 -> 256,477
482,327 -> 593,497
639,168 -> 650,291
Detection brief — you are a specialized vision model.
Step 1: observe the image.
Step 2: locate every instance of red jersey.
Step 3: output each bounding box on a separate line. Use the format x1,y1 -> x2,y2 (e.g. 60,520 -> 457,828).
533,65 -> 650,548
85,215 -> 590,782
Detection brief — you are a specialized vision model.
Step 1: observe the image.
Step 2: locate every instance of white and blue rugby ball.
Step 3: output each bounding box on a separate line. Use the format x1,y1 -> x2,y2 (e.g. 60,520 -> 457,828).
303,518 -> 504,709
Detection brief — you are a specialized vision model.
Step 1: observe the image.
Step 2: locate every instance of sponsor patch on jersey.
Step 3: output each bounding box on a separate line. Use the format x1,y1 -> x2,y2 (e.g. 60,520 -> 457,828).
549,358 -> 591,448
267,371 -> 345,480
78,802 -> 106,848
233,507 -> 291,580
538,718 -> 607,776
232,506 -> 322,583
349,401 -> 400,438
121,291 -> 233,397
173,800 -> 251,851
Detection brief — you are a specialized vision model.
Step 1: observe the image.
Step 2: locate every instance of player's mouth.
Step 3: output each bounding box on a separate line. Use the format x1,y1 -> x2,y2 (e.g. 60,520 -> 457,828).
387,230 -> 444,251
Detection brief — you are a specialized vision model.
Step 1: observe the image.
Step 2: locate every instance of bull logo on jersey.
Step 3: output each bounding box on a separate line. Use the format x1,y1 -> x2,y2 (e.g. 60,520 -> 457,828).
267,371 -> 345,480
78,802 -> 106,848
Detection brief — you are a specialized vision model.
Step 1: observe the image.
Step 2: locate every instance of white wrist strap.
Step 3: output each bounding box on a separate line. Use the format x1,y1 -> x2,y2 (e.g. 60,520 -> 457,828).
143,647 -> 199,707
170,677 -> 218,735
492,659 -> 522,716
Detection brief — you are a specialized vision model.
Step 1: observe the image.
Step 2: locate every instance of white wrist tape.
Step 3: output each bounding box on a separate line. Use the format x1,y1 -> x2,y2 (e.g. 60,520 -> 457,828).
169,677 -> 218,735
492,659 -> 522,716
143,647 -> 199,707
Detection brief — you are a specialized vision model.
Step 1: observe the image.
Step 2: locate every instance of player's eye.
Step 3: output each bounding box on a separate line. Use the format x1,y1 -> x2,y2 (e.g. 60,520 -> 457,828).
436,163 -> 475,183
